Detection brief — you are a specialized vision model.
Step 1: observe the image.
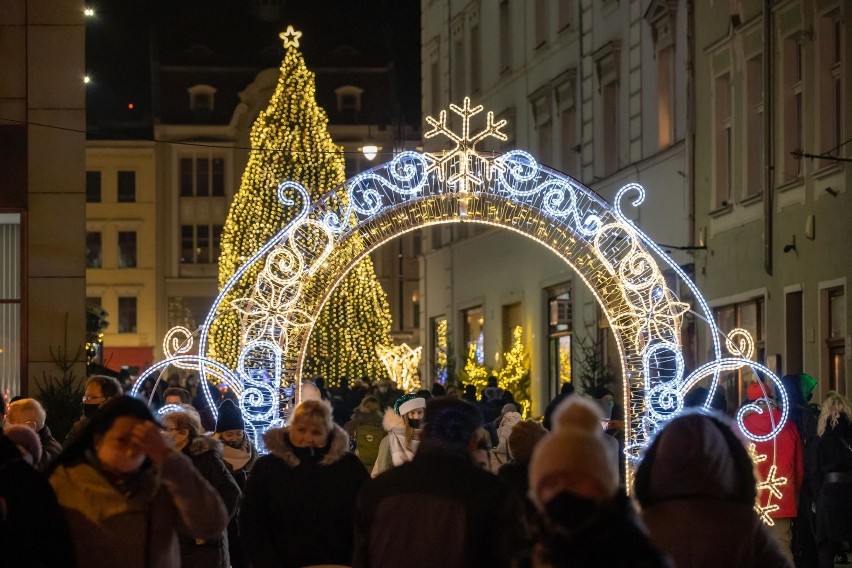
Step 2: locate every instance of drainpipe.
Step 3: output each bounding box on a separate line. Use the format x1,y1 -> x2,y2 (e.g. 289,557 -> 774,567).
686,0 -> 695,250
763,0 -> 773,275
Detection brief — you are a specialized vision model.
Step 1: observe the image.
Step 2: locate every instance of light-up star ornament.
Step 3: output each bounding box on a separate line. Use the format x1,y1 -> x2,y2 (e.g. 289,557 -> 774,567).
424,97 -> 508,194
279,25 -> 302,49
376,343 -> 423,393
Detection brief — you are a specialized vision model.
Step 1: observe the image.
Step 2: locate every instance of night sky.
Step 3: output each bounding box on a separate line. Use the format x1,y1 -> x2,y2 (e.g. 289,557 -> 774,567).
85,0 -> 421,138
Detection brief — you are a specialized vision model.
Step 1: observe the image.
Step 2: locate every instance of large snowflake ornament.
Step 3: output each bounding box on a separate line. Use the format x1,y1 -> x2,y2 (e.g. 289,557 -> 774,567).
424,97 -> 508,193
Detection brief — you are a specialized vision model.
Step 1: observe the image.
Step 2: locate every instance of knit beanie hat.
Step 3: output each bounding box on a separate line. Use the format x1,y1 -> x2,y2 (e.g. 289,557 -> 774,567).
507,419 -> 546,464
300,381 -> 321,402
528,396 -> 618,507
3,424 -> 42,464
215,399 -> 244,433
394,394 -> 426,416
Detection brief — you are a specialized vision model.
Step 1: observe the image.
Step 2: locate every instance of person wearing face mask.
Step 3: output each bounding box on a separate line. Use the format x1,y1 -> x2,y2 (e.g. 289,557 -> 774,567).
240,399 -> 368,568
47,396 -> 229,568
528,396 -> 671,568
213,399 -> 257,568
63,374 -> 123,447
162,407 -> 241,568
371,393 -> 426,478
373,378 -> 400,411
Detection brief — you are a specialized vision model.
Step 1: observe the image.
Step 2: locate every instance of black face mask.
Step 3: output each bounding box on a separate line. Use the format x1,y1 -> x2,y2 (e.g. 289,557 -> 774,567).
544,491 -> 599,529
408,419 -> 422,429
83,403 -> 101,418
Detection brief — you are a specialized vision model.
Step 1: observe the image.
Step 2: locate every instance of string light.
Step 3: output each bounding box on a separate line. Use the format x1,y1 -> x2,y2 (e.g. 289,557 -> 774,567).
138,94 -> 788,462
376,343 -> 422,392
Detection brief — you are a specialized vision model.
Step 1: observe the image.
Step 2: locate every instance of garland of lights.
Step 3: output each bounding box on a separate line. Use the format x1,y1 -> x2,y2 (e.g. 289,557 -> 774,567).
136,95 -> 788,465
376,343 -> 422,393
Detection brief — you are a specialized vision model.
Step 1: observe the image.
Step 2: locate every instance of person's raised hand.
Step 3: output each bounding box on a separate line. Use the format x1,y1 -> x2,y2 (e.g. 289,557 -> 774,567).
131,420 -> 173,468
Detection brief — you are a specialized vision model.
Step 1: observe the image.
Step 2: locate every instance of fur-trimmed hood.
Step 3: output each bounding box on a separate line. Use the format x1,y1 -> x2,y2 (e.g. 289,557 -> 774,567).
263,423 -> 351,468
186,434 -> 224,459
382,408 -> 405,433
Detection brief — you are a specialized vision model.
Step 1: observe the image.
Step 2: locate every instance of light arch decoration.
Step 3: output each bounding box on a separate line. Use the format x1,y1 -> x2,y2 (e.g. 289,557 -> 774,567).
134,98 -> 788,468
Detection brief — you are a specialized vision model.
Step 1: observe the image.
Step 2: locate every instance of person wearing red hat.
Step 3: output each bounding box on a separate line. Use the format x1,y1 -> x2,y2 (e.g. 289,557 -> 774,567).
741,380 -> 803,565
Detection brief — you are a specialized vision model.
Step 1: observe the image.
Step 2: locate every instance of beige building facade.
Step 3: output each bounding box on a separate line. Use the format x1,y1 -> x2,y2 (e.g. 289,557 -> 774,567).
693,0 -> 850,403
0,0 -> 87,396
419,0 -> 694,413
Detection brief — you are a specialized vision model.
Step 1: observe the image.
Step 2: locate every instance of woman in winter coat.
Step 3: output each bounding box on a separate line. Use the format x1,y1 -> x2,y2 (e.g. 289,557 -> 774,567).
240,399 -> 369,567
489,409 -> 522,472
163,407 -> 241,568
634,411 -> 791,568
813,391 -> 852,568
48,396 -> 229,568
371,393 -> 425,477
344,395 -> 386,471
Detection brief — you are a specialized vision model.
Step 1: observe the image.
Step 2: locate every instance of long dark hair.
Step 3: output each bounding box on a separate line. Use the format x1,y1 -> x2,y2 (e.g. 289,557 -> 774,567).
48,395 -> 160,476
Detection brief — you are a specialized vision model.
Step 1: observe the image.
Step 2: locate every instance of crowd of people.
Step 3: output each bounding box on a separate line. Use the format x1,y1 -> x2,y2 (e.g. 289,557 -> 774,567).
0,371 -> 851,567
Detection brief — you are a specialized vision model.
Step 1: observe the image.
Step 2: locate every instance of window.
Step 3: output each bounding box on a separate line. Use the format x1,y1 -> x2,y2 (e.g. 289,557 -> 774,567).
534,0 -> 547,47
412,231 -> 422,256
714,73 -> 732,208
187,84 -> 216,112
547,283 -> 573,400
818,9 -> 843,168
499,1 -> 512,72
826,287 -> 846,393
745,56 -> 764,198
462,306 -> 484,364
180,156 -> 226,197
118,297 -> 137,334
502,302 -> 523,353
594,41 -> 621,178
452,16 -> 465,100
432,316 -> 449,383
714,297 -> 765,407
0,213 -> 22,399
645,0 -> 677,149
557,78 -> 577,174
180,224 -> 222,264
117,171 -> 136,202
532,93 -> 552,165
334,85 -> 364,120
86,171 -> 101,203
558,0 -> 573,30
470,22 -> 481,93
86,232 -> 102,268
782,36 -> 803,180
117,231 -> 137,268
429,37 -> 441,112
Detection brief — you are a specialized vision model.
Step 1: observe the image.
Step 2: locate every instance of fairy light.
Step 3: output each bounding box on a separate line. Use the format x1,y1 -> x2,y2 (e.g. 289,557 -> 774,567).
376,343 -> 422,392
141,96 -> 788,463
496,326 -> 532,417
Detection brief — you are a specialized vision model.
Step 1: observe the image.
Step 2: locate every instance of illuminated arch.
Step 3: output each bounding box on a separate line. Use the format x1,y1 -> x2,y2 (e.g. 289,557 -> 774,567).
135,98 -> 787,469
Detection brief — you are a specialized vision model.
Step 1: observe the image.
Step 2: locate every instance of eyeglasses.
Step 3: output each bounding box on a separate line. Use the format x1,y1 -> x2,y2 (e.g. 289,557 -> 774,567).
81,395 -> 105,403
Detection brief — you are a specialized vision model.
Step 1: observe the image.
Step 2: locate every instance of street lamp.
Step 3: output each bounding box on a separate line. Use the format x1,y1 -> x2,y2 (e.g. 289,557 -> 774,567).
361,144 -> 379,161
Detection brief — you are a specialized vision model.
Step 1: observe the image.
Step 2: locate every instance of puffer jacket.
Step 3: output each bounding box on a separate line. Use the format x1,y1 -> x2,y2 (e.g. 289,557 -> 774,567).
180,435 -> 241,568
240,423 -> 368,568
50,450 -> 229,568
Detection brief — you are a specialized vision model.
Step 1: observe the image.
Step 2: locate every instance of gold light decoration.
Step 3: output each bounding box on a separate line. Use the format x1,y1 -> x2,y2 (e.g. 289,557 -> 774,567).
376,343 -> 422,393
496,326 -> 531,417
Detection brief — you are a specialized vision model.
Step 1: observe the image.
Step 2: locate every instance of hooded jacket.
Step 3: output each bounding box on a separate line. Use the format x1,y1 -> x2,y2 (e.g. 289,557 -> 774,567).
635,413 -> 792,568
179,435 -> 241,568
371,408 -> 418,477
239,423 -> 368,568
741,404 -> 803,519
49,450 -> 229,568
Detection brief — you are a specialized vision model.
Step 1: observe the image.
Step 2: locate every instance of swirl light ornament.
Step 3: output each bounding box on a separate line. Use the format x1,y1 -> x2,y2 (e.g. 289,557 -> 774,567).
139,98 -> 786,465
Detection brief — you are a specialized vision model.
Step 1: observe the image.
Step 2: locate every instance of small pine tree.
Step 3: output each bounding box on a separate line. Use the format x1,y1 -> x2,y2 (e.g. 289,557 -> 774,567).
496,326 -> 531,416
576,327 -> 616,395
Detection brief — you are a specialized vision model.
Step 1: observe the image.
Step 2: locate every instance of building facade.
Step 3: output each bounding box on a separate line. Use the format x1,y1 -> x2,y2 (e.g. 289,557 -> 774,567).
420,0 -> 694,413
693,0 -> 850,403
0,0 -> 87,396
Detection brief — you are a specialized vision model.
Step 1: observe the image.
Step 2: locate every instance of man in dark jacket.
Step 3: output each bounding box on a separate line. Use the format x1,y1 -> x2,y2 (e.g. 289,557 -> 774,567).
353,397 -> 527,568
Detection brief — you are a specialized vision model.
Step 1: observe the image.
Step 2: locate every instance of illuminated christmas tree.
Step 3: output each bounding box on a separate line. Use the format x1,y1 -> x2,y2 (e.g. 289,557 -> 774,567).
459,343 -> 491,393
212,26 -> 393,384
496,326 -> 531,416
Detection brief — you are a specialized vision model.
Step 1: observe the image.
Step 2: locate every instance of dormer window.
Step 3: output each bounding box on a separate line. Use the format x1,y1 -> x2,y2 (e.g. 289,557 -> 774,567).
335,85 -> 364,118
188,84 -> 217,113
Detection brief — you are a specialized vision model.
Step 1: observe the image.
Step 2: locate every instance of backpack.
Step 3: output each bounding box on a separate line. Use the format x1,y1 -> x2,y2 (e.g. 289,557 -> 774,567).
354,423 -> 386,467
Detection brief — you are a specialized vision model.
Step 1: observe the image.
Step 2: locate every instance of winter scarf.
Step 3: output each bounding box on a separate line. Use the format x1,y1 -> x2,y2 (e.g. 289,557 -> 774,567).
383,409 -> 418,467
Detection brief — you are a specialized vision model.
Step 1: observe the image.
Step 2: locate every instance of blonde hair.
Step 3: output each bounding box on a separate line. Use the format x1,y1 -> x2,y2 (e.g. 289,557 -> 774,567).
818,391 -> 852,436
289,399 -> 334,432
8,398 -> 46,430
164,407 -> 204,438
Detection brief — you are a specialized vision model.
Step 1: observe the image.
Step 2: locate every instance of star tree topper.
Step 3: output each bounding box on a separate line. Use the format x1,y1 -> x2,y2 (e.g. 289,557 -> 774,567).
424,97 -> 508,193
280,25 -> 302,49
